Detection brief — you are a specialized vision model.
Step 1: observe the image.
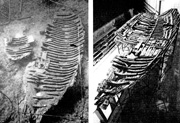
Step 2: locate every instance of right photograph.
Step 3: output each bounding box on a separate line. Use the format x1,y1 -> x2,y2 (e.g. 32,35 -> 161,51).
92,0 -> 180,123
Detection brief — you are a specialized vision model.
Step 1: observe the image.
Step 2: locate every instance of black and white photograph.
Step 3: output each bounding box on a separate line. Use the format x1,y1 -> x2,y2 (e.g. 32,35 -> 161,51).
92,0 -> 180,123
2,0 -> 180,123
0,0 -> 88,123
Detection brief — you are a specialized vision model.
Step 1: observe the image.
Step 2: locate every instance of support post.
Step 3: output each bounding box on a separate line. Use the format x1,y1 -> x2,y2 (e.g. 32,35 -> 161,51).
159,0 -> 162,15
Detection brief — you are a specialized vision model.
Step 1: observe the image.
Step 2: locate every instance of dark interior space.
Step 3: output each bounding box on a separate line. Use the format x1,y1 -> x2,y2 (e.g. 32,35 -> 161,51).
93,0 -> 146,31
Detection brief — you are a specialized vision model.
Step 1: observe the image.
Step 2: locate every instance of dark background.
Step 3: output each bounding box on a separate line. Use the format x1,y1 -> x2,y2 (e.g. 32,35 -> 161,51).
93,0 -> 146,31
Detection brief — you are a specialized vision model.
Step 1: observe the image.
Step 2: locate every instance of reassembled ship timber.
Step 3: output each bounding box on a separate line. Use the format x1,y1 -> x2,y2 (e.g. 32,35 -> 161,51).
18,11 -> 85,123
94,9 -> 180,122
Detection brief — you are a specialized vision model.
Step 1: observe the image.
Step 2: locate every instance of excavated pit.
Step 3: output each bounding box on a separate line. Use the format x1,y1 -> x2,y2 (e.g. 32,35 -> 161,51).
20,11 -> 85,123
0,0 -> 88,123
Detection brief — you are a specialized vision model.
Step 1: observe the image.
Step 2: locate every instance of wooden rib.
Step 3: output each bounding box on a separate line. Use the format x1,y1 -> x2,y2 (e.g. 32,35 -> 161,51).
42,41 -> 78,52
44,47 -> 79,56
33,96 -> 54,100
47,51 -> 79,59
45,69 -> 75,76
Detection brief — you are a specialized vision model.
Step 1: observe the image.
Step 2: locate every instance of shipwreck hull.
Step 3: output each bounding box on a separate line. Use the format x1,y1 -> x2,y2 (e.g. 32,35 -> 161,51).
5,36 -> 34,60
20,11 -> 85,123
94,9 -> 180,122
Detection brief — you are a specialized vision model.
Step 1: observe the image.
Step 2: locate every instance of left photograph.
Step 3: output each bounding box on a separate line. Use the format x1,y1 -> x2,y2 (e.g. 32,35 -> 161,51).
0,0 -> 88,123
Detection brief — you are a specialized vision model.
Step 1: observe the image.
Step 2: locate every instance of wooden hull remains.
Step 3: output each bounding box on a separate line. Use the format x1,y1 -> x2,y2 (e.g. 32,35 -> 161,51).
20,11 -> 85,123
5,36 -> 34,60
94,9 -> 180,122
